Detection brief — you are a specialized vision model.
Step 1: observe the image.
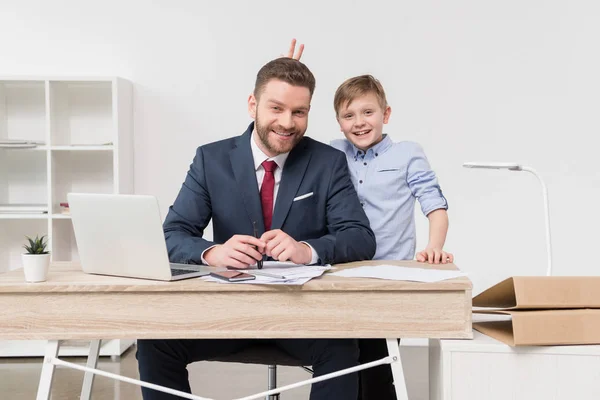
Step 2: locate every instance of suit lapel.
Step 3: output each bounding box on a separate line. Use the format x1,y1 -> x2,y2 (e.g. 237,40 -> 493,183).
230,125 -> 265,233
271,139 -> 311,230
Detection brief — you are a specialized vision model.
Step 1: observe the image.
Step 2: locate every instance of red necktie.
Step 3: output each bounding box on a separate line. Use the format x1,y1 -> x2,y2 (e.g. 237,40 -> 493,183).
260,160 -> 277,231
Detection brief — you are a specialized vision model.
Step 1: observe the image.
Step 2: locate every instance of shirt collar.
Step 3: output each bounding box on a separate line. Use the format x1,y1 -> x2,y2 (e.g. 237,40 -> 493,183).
350,134 -> 393,158
251,129 -> 290,171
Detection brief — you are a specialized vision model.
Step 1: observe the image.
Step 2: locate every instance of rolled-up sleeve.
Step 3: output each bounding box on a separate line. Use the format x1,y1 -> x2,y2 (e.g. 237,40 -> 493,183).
405,143 -> 448,216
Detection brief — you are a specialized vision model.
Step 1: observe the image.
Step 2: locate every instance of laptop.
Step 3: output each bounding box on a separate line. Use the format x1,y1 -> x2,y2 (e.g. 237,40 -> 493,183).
68,193 -> 221,281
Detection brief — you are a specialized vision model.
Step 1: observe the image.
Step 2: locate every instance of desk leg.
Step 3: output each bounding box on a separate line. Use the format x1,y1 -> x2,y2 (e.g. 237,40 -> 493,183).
36,340 -> 60,400
80,340 -> 101,400
386,338 -> 408,400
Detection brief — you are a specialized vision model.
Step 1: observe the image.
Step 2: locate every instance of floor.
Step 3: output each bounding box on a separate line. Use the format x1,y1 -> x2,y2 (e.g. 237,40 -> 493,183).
0,343 -> 429,399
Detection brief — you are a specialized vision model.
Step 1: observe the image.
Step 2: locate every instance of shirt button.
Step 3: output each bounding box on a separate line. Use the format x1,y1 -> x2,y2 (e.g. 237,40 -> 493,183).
363,162 -> 367,166
359,180 -> 363,184
361,202 -> 364,207
375,153 -> 379,157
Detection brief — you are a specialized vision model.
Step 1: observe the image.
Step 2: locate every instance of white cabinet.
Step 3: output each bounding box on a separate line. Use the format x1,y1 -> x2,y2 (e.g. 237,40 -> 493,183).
430,331 -> 600,400
0,77 -> 134,357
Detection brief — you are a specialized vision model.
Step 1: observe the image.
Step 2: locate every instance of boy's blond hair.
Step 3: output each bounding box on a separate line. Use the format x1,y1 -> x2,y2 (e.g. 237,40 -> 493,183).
334,75 -> 388,117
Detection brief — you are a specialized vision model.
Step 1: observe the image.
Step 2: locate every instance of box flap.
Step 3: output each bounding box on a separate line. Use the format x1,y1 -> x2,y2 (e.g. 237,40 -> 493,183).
473,276 -> 600,310
474,309 -> 600,346
472,320 -> 516,346
472,277 -> 517,308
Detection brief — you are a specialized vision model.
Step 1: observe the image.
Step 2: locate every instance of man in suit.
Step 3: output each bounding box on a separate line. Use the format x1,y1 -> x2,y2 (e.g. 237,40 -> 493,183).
136,57 -> 376,400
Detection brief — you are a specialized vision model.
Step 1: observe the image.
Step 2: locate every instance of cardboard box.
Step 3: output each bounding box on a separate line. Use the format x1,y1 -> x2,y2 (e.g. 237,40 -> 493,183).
473,276 -> 600,309
474,309 -> 600,346
472,276 -> 600,346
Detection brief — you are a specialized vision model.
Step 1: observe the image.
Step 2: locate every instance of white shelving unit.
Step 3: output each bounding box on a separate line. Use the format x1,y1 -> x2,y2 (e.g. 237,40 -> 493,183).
0,77 -> 135,357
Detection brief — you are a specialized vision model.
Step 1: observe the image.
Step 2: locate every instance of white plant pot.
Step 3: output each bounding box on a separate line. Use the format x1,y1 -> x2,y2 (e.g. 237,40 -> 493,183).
21,253 -> 51,282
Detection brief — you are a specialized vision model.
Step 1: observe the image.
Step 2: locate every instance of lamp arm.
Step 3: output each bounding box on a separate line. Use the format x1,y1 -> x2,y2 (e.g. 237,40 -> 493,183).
517,166 -> 553,276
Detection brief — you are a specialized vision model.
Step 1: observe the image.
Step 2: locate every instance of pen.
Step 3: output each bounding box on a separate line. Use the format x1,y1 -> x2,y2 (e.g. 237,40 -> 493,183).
226,267 -> 286,280
253,221 -> 263,269
247,270 -> 286,279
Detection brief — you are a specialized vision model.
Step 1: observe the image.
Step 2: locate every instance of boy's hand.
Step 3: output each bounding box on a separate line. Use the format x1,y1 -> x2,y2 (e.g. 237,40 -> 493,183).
260,229 -> 312,264
281,38 -> 304,60
416,247 -> 454,264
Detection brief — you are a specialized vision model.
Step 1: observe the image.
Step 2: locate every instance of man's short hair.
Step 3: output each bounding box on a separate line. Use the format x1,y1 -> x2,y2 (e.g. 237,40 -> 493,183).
254,58 -> 316,100
334,75 -> 388,116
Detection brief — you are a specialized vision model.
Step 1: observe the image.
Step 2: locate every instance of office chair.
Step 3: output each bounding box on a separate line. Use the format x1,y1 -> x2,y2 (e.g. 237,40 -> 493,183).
210,344 -> 313,400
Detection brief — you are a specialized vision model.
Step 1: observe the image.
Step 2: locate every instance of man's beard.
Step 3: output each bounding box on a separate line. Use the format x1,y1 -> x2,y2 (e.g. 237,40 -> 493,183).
255,112 -> 304,156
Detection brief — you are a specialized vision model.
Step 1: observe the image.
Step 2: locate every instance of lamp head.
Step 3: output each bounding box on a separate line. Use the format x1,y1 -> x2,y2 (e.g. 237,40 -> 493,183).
463,162 -> 522,171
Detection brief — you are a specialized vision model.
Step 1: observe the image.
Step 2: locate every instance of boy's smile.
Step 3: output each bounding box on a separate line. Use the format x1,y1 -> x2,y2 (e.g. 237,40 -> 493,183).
353,129 -> 372,136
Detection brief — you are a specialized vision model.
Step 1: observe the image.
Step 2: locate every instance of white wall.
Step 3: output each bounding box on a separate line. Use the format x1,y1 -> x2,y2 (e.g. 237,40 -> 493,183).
2,0 -> 599,294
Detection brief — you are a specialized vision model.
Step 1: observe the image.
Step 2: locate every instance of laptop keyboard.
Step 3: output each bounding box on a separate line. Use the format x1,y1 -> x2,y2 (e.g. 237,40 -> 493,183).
170,268 -> 201,276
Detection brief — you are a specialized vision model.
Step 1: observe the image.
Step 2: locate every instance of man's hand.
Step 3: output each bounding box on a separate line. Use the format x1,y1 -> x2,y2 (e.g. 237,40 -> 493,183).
416,247 -> 454,264
204,235 -> 265,268
281,38 -> 304,60
261,229 -> 312,264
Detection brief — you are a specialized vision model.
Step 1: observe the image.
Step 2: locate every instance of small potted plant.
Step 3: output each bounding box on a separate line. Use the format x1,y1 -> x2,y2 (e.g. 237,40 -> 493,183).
22,235 -> 50,282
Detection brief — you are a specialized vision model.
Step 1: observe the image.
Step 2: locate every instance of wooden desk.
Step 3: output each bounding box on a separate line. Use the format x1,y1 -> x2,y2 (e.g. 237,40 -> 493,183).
0,260 -> 472,400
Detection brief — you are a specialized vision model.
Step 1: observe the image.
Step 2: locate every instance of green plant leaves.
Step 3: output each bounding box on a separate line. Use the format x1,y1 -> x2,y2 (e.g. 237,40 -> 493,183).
23,235 -> 49,255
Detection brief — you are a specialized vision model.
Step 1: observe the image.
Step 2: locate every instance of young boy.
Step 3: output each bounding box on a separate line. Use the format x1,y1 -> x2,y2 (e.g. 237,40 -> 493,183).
331,74 -> 453,400
331,74 -> 453,265
285,41 -> 453,400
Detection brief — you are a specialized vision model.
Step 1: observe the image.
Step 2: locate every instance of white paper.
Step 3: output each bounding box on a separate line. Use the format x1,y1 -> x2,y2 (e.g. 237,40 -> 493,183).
0,204 -> 49,213
203,261 -> 331,285
329,265 -> 466,283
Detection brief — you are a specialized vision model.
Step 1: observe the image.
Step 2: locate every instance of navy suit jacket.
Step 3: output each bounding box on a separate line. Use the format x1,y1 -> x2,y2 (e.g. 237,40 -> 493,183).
163,123 -> 376,265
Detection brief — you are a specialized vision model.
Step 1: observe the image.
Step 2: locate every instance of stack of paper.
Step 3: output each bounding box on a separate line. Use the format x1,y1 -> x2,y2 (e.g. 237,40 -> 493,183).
0,139 -> 44,148
329,265 -> 466,283
0,204 -> 48,214
204,261 -> 331,285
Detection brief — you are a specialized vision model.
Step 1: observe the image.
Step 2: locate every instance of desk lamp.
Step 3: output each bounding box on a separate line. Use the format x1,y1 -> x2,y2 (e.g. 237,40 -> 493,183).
463,162 -> 552,276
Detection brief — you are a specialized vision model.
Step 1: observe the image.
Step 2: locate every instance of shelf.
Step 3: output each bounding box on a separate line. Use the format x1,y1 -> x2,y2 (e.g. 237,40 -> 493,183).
0,214 -> 49,220
1,145 -> 115,151
0,150 -> 48,207
50,214 -> 71,219
50,145 -> 113,151
0,145 -> 47,151
51,151 -> 114,211
0,76 -> 116,82
0,77 -> 132,274
0,81 -> 46,144
52,218 -> 78,261
0,76 -> 133,358
50,81 -> 113,146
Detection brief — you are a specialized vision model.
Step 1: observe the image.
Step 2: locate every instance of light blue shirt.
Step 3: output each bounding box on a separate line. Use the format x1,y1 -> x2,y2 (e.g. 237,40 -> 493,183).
330,135 -> 448,260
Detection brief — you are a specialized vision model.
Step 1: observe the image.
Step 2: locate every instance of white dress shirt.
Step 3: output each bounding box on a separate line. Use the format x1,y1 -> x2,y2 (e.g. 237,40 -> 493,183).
201,130 -> 319,265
